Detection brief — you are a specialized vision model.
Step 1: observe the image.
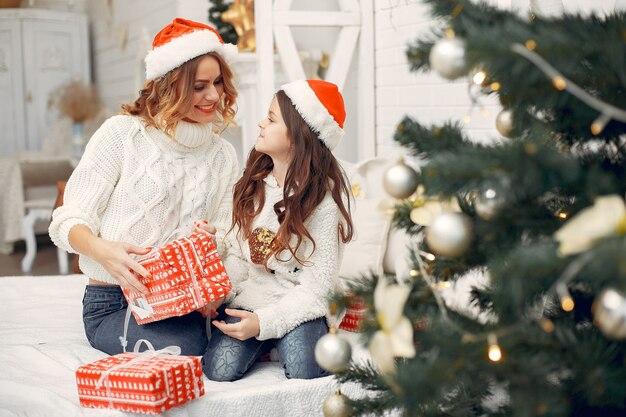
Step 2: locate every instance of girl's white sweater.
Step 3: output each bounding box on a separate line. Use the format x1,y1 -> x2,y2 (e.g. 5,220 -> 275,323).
49,115 -> 239,284
223,174 -> 346,341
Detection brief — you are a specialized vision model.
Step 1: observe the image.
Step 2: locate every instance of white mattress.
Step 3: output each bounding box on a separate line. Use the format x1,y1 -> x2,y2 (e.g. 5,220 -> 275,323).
0,274 -> 370,417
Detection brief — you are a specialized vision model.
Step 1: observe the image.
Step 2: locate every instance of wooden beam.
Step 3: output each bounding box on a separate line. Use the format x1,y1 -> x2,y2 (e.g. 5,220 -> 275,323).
325,27 -> 360,90
358,0 -> 376,160
273,11 -> 361,26
273,25 -> 306,81
255,0 -> 275,123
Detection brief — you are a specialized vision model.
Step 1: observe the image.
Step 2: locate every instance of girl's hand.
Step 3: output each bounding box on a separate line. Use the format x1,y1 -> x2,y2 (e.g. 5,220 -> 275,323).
197,298 -> 223,318
212,308 -> 260,341
90,238 -> 151,294
194,220 -> 216,236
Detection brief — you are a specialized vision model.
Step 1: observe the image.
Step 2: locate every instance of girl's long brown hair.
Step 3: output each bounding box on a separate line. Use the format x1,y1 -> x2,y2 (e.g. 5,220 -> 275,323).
231,90 -> 353,267
121,52 -> 237,137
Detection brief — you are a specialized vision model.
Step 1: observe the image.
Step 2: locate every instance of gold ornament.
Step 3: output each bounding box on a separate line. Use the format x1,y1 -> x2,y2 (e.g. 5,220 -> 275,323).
323,390 -> 353,417
221,0 -> 256,52
495,109 -> 514,137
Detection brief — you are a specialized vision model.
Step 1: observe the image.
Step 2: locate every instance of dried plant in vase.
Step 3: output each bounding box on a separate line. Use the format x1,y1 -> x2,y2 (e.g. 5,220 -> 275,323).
51,80 -> 102,158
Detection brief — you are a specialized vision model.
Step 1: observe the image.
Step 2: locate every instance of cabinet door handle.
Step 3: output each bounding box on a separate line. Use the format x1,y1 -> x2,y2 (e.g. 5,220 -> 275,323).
26,91 -> 33,103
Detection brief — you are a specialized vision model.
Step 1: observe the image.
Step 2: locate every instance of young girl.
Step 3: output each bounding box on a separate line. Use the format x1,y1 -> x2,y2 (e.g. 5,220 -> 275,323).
49,18 -> 239,356
201,80 -> 354,381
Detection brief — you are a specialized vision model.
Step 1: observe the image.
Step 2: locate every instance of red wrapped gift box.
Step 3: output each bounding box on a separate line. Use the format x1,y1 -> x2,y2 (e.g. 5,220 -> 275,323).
339,295 -> 367,332
76,342 -> 204,414
123,232 -> 231,325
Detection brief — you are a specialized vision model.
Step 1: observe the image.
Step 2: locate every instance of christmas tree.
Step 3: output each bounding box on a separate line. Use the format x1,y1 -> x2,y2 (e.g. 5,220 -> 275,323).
317,1 -> 626,416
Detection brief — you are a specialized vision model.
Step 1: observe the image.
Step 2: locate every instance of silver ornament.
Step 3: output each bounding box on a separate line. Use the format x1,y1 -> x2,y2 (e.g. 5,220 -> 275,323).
425,212 -> 474,257
323,390 -> 353,417
315,329 -> 352,373
593,289 -> 626,339
429,37 -> 468,80
473,179 -> 509,220
383,161 -> 419,199
495,109 -> 514,137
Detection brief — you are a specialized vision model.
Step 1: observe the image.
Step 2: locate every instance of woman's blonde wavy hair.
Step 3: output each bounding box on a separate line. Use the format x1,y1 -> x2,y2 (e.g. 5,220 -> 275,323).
121,52 -> 237,136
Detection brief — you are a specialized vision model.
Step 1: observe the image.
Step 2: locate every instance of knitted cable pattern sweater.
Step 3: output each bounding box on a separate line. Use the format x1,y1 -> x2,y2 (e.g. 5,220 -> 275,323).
223,174 -> 346,341
49,115 -> 239,284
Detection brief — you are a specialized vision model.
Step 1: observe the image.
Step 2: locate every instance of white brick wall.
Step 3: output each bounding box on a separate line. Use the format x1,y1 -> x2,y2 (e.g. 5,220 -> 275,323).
372,0 -> 625,158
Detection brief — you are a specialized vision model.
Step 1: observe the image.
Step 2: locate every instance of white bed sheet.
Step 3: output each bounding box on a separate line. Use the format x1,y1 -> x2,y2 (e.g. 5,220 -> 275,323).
0,275 -> 370,417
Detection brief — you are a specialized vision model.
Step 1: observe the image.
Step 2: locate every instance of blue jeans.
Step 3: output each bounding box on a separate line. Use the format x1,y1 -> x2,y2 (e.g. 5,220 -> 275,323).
203,308 -> 330,381
82,285 -> 207,356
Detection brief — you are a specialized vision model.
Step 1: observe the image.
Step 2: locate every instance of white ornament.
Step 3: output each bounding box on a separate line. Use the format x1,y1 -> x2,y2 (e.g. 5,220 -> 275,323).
383,160 -> 419,199
593,288 -> 626,340
315,329 -> 352,373
495,109 -> 514,137
429,37 -> 468,80
425,212 -> 474,257
323,390 -> 353,417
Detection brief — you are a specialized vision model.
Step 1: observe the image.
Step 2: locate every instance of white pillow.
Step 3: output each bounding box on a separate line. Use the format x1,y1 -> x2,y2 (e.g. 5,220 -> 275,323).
339,158 -> 394,281
339,197 -> 390,280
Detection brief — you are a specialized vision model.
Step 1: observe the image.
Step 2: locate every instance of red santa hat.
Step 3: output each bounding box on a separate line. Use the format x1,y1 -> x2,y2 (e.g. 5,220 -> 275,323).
280,80 -> 346,151
145,18 -> 238,81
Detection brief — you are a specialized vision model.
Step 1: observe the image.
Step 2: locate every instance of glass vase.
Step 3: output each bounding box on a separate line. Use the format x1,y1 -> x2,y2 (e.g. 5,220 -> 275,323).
72,122 -> 85,159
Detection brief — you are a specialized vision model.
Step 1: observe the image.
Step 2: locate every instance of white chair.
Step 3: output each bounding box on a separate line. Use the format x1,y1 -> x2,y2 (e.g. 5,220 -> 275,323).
21,199 -> 68,274
19,158 -> 73,274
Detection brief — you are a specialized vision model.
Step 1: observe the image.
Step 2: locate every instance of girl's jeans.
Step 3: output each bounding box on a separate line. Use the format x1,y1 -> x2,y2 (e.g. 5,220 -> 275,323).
82,285 -> 207,356
203,308 -> 330,381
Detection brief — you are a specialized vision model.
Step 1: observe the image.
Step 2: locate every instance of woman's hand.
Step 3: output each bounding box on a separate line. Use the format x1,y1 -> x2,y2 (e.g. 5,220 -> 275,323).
90,238 -> 152,294
194,220 -> 216,236
212,308 -> 260,341
68,224 -> 151,293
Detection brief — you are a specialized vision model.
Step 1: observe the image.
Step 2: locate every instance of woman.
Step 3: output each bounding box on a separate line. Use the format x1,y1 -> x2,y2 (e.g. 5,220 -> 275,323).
49,18 -> 239,356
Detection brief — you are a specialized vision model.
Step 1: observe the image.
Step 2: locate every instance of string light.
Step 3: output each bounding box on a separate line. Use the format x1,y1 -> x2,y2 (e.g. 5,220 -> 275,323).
591,113 -> 610,135
552,76 -> 567,91
481,108 -> 490,117
409,269 -> 420,278
525,39 -> 537,50
487,333 -> 502,362
540,319 -> 555,333
463,115 -> 471,124
446,28 -> 455,38
556,282 -> 574,312
556,210 -> 569,220
490,82 -> 501,91
472,70 -> 487,85
420,251 -> 436,262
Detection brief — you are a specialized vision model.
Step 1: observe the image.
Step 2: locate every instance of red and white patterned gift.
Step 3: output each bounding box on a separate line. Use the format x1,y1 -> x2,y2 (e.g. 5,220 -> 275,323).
339,294 -> 367,332
123,232 -> 231,325
76,341 -> 204,414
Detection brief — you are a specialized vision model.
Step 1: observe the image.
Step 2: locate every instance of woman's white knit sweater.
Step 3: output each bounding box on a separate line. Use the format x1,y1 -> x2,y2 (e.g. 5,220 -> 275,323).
223,174 -> 346,341
49,115 -> 239,284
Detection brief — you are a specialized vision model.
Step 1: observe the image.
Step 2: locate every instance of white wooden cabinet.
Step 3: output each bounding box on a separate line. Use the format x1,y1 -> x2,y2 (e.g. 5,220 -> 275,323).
0,8 -> 90,157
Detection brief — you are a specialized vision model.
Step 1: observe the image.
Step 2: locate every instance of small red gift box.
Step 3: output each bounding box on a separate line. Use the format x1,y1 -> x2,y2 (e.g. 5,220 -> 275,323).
76,341 -> 204,414
123,232 -> 231,325
339,295 -> 366,332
